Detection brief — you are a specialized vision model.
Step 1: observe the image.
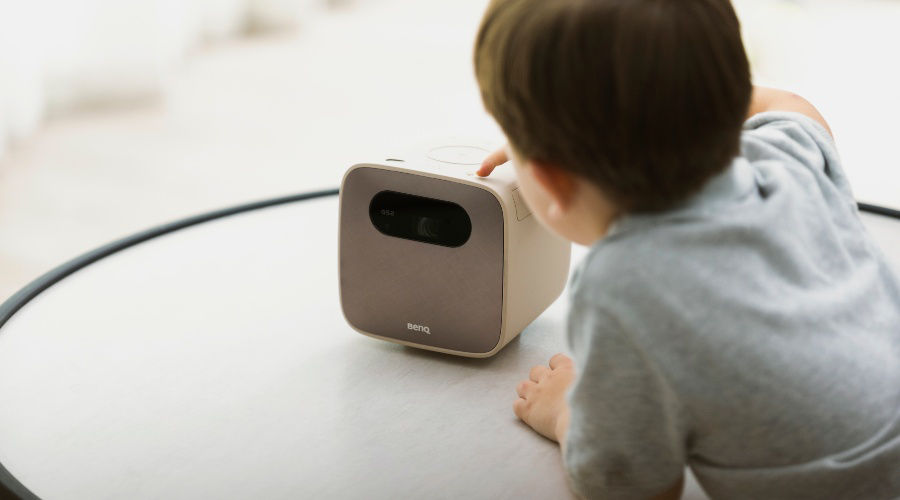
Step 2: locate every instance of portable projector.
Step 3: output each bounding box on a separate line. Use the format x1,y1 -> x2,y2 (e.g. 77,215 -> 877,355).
338,141 -> 571,358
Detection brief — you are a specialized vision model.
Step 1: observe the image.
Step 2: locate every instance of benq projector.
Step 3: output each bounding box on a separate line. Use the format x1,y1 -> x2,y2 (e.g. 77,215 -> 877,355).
339,142 -> 571,358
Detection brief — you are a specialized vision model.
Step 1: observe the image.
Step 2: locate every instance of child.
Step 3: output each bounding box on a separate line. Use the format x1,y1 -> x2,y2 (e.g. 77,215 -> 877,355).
473,0 -> 900,498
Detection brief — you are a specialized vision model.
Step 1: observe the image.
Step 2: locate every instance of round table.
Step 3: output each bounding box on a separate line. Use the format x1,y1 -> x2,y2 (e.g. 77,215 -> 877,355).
1,190 -> 897,500
0,191 -> 584,500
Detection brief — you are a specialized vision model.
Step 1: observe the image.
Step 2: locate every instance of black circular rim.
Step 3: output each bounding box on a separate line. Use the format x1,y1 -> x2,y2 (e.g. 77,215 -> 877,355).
0,188 -> 339,500
859,202 -> 900,220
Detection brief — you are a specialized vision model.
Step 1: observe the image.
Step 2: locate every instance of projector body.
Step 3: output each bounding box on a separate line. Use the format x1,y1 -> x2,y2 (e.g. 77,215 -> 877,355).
338,142 -> 571,358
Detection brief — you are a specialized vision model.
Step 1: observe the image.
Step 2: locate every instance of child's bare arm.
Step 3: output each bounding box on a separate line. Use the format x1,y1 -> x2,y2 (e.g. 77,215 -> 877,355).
748,86 -> 833,135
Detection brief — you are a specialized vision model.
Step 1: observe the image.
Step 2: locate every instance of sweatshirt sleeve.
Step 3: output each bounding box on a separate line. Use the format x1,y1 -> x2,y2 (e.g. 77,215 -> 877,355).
563,300 -> 687,499
743,111 -> 855,211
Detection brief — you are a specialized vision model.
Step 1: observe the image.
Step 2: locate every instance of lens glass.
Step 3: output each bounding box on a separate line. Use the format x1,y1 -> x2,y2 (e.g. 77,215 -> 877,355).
416,216 -> 441,238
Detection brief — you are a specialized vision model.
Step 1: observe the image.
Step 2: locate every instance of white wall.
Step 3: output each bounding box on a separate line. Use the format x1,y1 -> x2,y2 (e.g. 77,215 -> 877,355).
0,0 -> 320,159
735,0 -> 900,206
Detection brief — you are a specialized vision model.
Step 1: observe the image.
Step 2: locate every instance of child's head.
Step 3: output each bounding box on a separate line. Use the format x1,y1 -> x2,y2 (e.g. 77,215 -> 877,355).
474,0 -> 752,244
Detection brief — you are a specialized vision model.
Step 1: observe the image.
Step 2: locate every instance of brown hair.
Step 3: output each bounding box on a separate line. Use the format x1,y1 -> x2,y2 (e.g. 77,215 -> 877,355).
474,0 -> 752,212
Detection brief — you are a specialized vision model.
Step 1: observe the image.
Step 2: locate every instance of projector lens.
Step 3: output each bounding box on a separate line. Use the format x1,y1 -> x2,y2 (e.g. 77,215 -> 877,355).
416,217 -> 441,238
369,190 -> 471,247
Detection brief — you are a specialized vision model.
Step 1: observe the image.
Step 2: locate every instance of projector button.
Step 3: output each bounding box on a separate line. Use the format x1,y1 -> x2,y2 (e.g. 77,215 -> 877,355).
427,145 -> 492,165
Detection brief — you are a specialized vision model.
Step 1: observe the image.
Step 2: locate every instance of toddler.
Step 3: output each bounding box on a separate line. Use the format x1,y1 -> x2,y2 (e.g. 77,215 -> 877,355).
473,0 -> 900,498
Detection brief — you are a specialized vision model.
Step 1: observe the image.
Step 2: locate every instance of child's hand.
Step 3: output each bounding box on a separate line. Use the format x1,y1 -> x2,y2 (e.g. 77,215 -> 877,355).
476,146 -> 509,177
514,353 -> 575,443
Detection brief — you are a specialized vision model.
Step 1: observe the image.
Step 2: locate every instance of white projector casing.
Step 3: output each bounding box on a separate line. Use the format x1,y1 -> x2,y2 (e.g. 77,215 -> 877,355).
339,142 -> 571,358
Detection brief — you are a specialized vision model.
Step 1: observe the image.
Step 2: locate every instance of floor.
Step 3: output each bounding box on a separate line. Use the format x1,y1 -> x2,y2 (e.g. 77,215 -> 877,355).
0,0 -> 502,299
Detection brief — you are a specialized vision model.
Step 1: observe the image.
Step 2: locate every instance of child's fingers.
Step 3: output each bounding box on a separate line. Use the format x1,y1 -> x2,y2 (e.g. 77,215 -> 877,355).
476,147 -> 509,177
516,379 -> 535,398
513,397 -> 529,420
549,353 -> 573,369
529,364 -> 550,382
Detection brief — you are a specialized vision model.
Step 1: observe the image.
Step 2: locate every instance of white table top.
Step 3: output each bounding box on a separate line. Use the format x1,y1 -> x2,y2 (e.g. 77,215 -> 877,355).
0,194 -> 897,499
0,195 -> 581,499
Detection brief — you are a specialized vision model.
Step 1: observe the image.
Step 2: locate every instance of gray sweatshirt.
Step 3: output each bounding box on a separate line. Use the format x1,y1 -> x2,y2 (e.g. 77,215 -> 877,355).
562,112 -> 900,499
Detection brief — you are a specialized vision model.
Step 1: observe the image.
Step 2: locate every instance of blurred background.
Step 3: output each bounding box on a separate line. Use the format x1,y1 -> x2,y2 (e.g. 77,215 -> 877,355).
1,0 -> 899,300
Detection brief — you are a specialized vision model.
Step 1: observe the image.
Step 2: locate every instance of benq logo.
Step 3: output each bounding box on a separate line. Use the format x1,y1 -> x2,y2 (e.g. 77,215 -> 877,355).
407,323 -> 431,334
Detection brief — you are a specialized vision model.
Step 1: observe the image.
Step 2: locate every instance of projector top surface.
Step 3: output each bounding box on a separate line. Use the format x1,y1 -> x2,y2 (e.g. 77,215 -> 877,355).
357,140 -> 519,199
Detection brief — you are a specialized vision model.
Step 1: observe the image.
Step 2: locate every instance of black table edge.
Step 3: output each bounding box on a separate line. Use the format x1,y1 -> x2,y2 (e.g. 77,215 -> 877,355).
0,191 -> 895,499
859,202 -> 900,220
0,188 -> 339,500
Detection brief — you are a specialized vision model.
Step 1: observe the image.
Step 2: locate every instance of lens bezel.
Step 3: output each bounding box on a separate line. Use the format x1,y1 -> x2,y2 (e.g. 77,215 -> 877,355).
368,190 -> 472,248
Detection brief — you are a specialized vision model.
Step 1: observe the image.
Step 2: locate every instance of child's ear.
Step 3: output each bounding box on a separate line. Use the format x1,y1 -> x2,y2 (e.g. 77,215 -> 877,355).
530,161 -> 577,216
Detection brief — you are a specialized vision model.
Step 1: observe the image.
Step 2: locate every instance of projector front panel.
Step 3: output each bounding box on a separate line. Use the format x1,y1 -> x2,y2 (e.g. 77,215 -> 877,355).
340,166 -> 504,354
